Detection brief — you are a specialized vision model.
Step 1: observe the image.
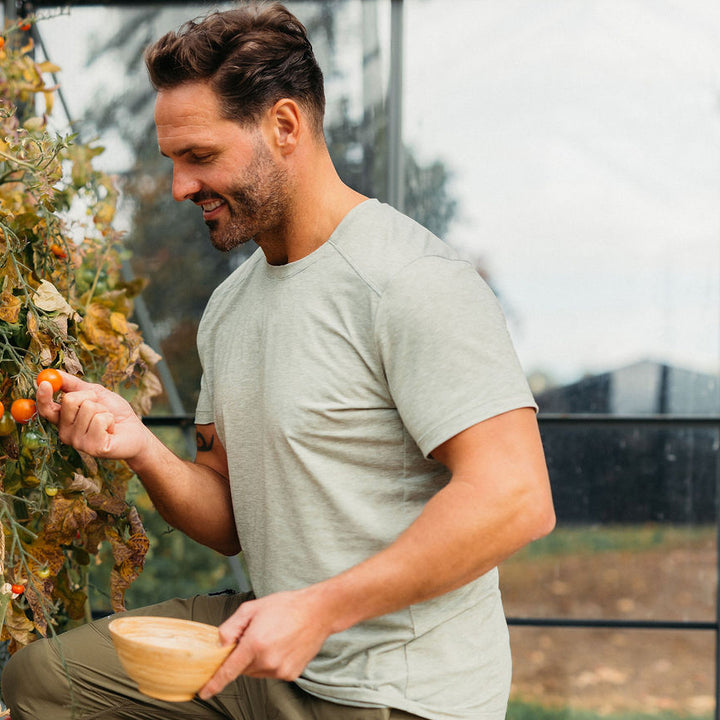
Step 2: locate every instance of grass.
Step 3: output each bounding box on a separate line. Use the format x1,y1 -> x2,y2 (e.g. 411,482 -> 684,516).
507,523 -> 715,561
508,699 -> 711,720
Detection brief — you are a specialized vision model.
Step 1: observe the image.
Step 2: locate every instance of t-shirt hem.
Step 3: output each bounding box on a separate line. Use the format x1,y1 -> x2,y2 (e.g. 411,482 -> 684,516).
416,395 -> 538,458
294,678 -> 502,720
194,411 -> 214,425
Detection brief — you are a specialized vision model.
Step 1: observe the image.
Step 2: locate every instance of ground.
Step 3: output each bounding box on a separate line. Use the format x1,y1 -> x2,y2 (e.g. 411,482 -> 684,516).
500,529 -> 716,716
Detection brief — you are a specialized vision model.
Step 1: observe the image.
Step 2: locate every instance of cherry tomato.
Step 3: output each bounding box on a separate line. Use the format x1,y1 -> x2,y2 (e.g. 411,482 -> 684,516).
19,21 -> 31,31
36,567 -> 50,579
0,412 -> 14,436
10,398 -> 37,424
36,368 -> 62,393
45,487 -> 58,497
21,429 -> 44,449
10,583 -> 24,595
0,37 -> 5,50
49,243 -> 67,259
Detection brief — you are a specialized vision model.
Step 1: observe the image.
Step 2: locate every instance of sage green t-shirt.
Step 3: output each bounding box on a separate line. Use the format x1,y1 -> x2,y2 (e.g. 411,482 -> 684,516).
195,200 -> 537,719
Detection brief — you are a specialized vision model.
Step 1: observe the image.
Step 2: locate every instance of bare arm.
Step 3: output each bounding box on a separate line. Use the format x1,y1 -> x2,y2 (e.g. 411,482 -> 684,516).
127,422 -> 240,556
37,371 -> 240,556
200,406 -> 555,693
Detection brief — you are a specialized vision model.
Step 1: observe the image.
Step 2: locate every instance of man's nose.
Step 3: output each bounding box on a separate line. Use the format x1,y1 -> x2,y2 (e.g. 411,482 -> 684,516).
171,167 -> 202,202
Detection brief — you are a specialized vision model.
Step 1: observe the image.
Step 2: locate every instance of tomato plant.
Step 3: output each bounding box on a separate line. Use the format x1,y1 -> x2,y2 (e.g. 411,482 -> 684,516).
0,24 -> 161,655
36,368 -> 62,393
21,474 -> 40,488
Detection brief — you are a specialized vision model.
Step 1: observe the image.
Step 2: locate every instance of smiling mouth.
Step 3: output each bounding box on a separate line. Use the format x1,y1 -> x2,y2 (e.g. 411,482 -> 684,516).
200,199 -> 225,218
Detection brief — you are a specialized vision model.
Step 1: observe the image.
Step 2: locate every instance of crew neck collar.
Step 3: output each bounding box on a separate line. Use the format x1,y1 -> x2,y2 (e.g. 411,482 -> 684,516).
261,198 -> 377,279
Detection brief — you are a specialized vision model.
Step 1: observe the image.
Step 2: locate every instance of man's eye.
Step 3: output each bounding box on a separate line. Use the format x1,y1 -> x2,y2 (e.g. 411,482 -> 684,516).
190,154 -> 213,163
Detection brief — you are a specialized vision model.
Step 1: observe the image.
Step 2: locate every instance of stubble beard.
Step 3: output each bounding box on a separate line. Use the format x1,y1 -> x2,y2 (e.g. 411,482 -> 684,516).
205,142 -> 291,253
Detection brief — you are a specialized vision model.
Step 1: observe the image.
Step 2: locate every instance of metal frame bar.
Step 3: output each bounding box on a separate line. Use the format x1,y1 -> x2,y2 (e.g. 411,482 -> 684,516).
143,412 -> 720,716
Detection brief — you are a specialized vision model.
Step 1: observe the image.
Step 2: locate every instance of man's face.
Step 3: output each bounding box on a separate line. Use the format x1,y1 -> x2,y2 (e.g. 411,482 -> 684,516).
155,82 -> 291,251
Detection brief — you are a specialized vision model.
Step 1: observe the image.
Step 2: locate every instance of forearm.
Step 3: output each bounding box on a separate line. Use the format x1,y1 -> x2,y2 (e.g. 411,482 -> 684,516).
127,428 -> 240,556
309,473 -> 552,634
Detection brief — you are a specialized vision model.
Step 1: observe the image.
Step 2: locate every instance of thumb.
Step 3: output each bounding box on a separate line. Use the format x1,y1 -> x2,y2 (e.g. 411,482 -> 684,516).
36,380 -> 61,425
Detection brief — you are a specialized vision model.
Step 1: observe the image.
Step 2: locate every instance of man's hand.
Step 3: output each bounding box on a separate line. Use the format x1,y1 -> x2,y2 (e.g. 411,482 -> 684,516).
37,370 -> 150,461
198,588 -> 332,698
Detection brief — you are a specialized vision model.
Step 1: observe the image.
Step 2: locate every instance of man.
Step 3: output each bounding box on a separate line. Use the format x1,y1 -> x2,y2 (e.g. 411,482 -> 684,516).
3,3 -> 554,719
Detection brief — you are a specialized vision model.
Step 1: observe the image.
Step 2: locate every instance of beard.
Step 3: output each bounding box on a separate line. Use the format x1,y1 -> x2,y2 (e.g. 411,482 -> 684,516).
199,138 -> 291,253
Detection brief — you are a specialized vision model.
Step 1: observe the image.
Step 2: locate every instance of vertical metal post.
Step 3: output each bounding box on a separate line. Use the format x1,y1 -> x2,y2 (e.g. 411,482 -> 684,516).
387,0 -> 404,212
3,0 -> 16,23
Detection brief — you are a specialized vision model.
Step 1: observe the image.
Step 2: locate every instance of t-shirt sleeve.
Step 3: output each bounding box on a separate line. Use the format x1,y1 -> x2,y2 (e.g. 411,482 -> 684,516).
374,255 -> 537,458
194,371 -> 215,425
194,301 -> 217,425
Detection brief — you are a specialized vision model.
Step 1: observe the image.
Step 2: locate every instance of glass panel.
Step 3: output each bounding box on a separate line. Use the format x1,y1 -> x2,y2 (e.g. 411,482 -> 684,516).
37,1 -> 392,414
502,424 -> 718,622
404,0 -> 720,400
508,627 -> 715,718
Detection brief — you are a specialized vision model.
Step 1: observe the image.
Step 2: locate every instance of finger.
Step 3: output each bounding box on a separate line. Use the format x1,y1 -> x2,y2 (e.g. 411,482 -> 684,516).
198,641 -> 251,700
57,391 -> 103,426
87,411 -> 116,456
52,370 -> 92,394
36,381 -> 61,425
67,401 -> 113,450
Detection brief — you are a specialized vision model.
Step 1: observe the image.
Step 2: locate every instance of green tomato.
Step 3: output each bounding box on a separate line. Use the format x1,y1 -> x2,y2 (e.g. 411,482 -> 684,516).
0,411 -> 15,436
21,429 -> 46,460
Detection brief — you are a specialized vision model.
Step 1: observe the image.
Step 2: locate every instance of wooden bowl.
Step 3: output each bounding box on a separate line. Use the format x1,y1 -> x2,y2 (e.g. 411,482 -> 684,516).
108,616 -> 234,702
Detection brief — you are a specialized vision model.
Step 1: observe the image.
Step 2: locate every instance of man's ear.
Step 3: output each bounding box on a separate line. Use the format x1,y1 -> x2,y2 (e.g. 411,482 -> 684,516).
270,98 -> 301,155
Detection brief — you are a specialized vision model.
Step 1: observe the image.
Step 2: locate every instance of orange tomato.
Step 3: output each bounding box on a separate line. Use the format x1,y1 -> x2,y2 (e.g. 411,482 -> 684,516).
10,398 -> 37,424
36,368 -> 62,393
49,243 -> 67,259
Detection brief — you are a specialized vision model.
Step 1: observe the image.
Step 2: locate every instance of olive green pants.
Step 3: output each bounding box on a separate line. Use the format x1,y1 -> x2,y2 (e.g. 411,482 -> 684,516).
2,592 -> 422,720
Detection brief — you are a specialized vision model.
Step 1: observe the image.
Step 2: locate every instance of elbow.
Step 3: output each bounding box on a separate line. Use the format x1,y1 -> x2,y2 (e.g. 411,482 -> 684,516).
535,503 -> 556,541
526,489 -> 556,542
218,538 -> 242,557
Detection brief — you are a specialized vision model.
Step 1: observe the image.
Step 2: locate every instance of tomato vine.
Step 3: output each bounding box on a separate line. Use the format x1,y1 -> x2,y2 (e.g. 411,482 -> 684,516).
0,20 -> 161,652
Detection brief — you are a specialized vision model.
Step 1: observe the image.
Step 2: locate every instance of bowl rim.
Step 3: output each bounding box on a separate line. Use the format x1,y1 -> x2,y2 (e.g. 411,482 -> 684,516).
108,616 -> 227,654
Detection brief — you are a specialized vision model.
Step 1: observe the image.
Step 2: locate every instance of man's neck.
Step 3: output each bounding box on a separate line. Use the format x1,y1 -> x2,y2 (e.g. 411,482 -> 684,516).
258,153 -> 367,265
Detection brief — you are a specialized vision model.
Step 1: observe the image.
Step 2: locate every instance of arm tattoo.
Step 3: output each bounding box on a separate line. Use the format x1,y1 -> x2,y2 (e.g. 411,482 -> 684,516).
196,430 -> 215,453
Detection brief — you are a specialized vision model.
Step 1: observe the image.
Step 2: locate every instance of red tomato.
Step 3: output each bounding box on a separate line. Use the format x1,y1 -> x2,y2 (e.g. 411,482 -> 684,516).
11,583 -> 24,595
19,21 -> 31,31
10,398 -> 37,424
49,243 -> 67,259
36,368 -> 62,393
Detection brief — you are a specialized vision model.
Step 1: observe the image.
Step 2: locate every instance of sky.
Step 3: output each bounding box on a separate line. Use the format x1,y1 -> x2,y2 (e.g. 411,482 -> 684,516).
30,0 -> 720,387
402,0 -> 720,384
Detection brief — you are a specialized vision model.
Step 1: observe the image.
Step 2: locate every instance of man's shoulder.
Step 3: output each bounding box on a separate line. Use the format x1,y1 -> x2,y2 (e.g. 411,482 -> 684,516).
198,248 -> 264,328
330,200 -> 462,295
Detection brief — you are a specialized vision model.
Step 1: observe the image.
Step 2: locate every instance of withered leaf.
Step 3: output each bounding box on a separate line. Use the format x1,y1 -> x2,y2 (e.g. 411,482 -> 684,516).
0,290 -> 21,323
45,495 -> 98,544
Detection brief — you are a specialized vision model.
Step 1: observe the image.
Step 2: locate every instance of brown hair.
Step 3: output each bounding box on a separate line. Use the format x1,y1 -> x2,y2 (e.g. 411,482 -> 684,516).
145,2 -> 325,136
